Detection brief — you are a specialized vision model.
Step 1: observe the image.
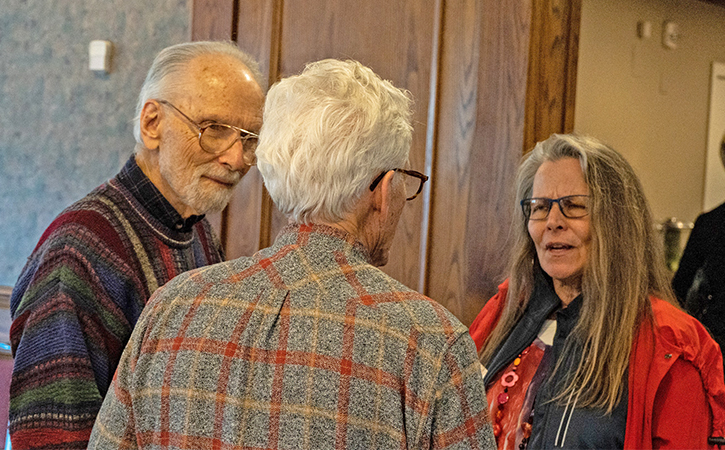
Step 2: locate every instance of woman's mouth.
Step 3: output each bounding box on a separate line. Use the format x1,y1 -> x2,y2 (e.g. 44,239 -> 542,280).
546,243 -> 574,250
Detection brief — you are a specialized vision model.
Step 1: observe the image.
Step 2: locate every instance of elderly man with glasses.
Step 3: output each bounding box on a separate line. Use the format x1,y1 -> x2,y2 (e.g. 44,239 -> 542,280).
88,59 -> 495,450
9,41 -> 264,450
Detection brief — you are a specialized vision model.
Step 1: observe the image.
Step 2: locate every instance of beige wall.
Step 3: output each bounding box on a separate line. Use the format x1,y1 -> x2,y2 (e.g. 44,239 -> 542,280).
575,0 -> 725,224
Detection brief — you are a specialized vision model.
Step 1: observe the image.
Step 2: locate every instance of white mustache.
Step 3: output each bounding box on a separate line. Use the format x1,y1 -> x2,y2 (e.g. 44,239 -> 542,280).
201,166 -> 242,186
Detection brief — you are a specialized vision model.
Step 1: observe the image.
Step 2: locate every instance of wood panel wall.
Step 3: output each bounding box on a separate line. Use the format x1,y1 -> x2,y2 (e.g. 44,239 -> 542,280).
191,0 -> 580,326
523,0 -> 581,152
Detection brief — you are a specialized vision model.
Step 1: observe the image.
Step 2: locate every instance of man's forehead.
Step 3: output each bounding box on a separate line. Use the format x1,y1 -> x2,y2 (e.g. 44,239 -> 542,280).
171,56 -> 262,108
152,54 -> 262,133
185,54 -> 257,88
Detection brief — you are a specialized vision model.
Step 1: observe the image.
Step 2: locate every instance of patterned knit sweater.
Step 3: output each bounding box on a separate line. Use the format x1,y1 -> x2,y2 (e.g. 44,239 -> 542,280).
88,223 -> 495,450
9,157 -> 224,450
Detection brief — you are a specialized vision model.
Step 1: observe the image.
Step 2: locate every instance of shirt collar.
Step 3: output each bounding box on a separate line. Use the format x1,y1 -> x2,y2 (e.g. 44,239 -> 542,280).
534,267 -> 584,314
116,155 -> 205,232
276,223 -> 372,264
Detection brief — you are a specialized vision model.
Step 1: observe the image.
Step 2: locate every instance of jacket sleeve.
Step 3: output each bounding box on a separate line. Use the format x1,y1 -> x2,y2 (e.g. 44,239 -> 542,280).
469,280 -> 509,352
426,332 -> 496,450
9,233 -> 136,450
652,357 -> 709,449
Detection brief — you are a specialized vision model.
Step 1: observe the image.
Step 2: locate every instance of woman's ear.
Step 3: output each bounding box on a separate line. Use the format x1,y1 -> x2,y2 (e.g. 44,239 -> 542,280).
139,100 -> 162,150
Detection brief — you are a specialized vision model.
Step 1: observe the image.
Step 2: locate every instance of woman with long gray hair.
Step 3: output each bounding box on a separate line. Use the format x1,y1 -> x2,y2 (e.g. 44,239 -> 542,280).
469,133 -> 725,449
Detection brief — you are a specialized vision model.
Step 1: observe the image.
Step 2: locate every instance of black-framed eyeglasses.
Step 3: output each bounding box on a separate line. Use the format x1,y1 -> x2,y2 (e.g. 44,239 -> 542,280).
369,168 -> 429,201
156,99 -> 258,166
520,195 -> 590,220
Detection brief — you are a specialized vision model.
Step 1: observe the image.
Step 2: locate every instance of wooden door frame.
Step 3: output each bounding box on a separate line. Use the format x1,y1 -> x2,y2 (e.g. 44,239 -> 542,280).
523,0 -> 582,152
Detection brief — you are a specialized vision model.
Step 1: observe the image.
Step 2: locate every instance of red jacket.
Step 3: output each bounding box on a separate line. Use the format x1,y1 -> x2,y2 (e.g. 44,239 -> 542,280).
470,280 -> 725,449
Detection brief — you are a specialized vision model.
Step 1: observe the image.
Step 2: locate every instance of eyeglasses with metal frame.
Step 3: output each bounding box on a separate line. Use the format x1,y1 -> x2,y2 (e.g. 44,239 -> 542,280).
369,168 -> 429,201
156,99 -> 259,166
520,195 -> 590,221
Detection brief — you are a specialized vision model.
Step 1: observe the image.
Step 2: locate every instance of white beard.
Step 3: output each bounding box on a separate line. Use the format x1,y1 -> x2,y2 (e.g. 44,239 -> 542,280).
159,152 -> 241,215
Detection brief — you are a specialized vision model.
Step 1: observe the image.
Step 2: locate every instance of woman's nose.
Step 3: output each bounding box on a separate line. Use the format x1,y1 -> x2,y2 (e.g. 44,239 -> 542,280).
545,202 -> 567,229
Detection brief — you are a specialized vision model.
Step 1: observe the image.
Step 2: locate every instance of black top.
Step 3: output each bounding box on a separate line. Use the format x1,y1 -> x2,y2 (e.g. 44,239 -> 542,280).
526,292 -> 628,449
673,202 -> 725,304
672,202 -> 725,364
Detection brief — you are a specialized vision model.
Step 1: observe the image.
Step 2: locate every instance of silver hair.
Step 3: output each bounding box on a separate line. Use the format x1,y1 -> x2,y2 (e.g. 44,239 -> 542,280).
132,41 -> 263,144
256,59 -> 413,224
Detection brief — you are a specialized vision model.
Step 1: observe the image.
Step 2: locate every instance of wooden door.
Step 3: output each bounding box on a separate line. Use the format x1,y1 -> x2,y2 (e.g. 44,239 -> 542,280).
192,0 -> 578,326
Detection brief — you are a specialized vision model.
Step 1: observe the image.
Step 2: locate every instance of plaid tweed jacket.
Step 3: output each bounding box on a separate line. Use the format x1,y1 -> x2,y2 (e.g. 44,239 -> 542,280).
89,223 -> 495,449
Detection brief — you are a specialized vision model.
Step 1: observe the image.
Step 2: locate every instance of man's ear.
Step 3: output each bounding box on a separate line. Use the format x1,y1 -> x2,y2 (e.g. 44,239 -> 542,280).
139,100 -> 162,150
371,170 -> 395,217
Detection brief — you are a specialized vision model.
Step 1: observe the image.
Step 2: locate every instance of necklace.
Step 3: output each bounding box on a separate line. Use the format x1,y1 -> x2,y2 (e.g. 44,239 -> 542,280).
493,348 -> 533,449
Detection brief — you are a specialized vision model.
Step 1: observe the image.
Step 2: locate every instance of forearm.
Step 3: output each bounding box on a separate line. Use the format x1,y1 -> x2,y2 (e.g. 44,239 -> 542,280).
10,285 -> 121,449
10,357 -> 103,449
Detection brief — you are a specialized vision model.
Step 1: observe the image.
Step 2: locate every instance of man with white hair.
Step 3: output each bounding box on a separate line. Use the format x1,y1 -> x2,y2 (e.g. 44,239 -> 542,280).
10,41 -> 264,449
89,59 -> 495,449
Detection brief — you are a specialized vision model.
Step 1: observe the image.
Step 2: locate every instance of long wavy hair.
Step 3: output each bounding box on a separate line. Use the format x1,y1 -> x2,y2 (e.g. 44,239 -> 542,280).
479,133 -> 675,412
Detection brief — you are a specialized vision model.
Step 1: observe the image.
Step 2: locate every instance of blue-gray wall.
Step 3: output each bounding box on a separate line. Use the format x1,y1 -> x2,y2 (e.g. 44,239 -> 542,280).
0,0 -> 191,286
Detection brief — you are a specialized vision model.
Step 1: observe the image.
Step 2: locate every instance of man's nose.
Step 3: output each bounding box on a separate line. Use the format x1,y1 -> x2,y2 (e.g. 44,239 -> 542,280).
216,139 -> 247,172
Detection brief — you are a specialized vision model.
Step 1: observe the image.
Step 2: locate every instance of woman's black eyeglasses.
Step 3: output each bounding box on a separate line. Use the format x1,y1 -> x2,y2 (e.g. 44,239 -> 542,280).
520,195 -> 590,220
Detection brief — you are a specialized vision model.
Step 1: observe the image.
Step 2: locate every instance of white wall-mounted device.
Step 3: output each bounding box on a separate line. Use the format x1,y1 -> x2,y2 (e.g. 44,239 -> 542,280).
637,21 -> 652,39
662,21 -> 679,49
89,40 -> 113,73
